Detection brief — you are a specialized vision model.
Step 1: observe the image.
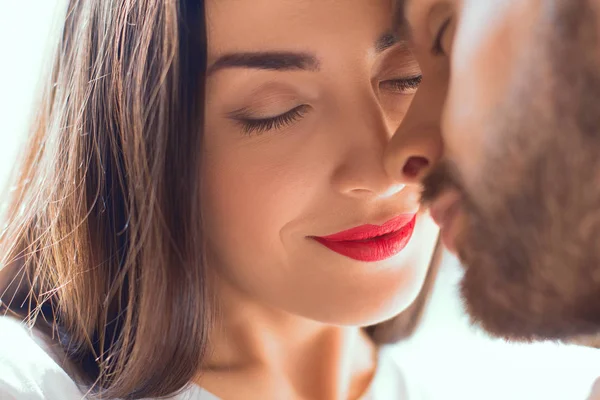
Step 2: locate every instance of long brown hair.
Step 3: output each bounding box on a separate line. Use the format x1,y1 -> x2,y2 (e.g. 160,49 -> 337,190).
0,0 -> 209,398
0,1 -> 439,398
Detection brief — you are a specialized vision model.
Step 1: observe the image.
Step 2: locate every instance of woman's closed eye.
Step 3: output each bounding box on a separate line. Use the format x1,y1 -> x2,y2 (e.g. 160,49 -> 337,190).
231,105 -> 310,135
228,75 -> 421,136
379,75 -> 422,94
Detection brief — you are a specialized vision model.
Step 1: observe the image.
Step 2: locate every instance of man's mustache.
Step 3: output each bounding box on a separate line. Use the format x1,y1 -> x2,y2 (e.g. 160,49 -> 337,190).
420,161 -> 461,205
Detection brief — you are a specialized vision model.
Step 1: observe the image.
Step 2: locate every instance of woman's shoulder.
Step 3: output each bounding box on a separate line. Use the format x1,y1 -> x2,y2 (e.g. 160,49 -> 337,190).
0,315 -> 221,400
0,315 -> 86,399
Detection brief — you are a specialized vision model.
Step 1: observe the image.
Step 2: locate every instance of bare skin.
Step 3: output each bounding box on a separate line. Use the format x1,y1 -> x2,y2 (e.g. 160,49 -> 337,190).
195,0 -> 441,398
387,0 -> 600,341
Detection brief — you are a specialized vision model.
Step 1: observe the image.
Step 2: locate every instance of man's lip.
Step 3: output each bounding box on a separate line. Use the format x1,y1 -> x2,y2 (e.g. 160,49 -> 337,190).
429,190 -> 462,229
315,214 -> 417,242
429,190 -> 462,252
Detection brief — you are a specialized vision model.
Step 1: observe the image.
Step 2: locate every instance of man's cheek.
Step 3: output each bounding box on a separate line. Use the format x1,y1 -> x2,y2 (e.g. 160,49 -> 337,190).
442,27 -> 526,186
439,81 -> 486,187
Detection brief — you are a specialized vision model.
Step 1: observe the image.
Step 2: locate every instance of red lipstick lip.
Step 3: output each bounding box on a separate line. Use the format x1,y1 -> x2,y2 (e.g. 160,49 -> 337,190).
313,214 -> 417,262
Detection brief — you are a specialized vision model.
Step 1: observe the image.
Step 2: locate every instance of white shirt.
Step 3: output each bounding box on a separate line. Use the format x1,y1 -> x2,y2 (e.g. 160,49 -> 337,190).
0,316 -> 424,399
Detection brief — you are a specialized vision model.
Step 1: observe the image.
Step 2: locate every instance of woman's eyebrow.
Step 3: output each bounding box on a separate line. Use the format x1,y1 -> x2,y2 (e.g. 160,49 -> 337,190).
207,51 -> 320,76
374,29 -> 412,55
208,30 -> 409,76
375,32 -> 399,53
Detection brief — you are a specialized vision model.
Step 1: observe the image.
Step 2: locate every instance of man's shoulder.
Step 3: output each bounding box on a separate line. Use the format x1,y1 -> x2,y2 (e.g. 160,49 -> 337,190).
0,315 -> 86,399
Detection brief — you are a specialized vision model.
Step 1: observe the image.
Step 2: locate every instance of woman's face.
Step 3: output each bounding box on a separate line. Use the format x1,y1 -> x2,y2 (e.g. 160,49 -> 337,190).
202,0 -> 441,326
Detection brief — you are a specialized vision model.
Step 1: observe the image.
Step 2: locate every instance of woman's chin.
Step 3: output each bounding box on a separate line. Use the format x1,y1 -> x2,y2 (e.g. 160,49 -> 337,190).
293,283 -> 424,327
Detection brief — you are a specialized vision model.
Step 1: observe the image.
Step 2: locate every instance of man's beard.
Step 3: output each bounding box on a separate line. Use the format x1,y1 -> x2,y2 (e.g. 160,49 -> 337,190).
424,149 -> 600,342
422,0 -> 600,342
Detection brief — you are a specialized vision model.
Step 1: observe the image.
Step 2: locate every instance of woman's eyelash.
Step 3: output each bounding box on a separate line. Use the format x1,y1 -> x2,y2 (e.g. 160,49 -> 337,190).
381,75 -> 423,93
235,105 -> 309,135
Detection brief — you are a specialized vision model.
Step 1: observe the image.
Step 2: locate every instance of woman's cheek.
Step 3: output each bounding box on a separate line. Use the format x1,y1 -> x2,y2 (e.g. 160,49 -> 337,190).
202,149 -> 309,257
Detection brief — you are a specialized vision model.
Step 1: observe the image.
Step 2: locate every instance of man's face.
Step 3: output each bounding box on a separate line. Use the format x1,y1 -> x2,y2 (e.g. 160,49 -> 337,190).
385,0 -> 600,341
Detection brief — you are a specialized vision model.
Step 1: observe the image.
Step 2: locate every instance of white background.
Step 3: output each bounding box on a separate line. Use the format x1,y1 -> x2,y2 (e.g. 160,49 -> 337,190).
1,2 -> 599,399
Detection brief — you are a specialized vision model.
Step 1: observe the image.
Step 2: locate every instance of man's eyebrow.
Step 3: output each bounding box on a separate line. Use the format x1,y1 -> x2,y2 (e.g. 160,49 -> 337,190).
207,52 -> 320,76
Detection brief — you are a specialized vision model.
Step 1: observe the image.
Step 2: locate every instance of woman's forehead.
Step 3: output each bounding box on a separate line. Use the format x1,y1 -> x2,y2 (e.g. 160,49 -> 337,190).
205,0 -> 397,55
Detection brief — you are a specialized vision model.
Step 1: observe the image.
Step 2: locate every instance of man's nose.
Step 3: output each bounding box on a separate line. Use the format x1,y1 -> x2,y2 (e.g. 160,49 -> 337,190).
384,80 -> 444,184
